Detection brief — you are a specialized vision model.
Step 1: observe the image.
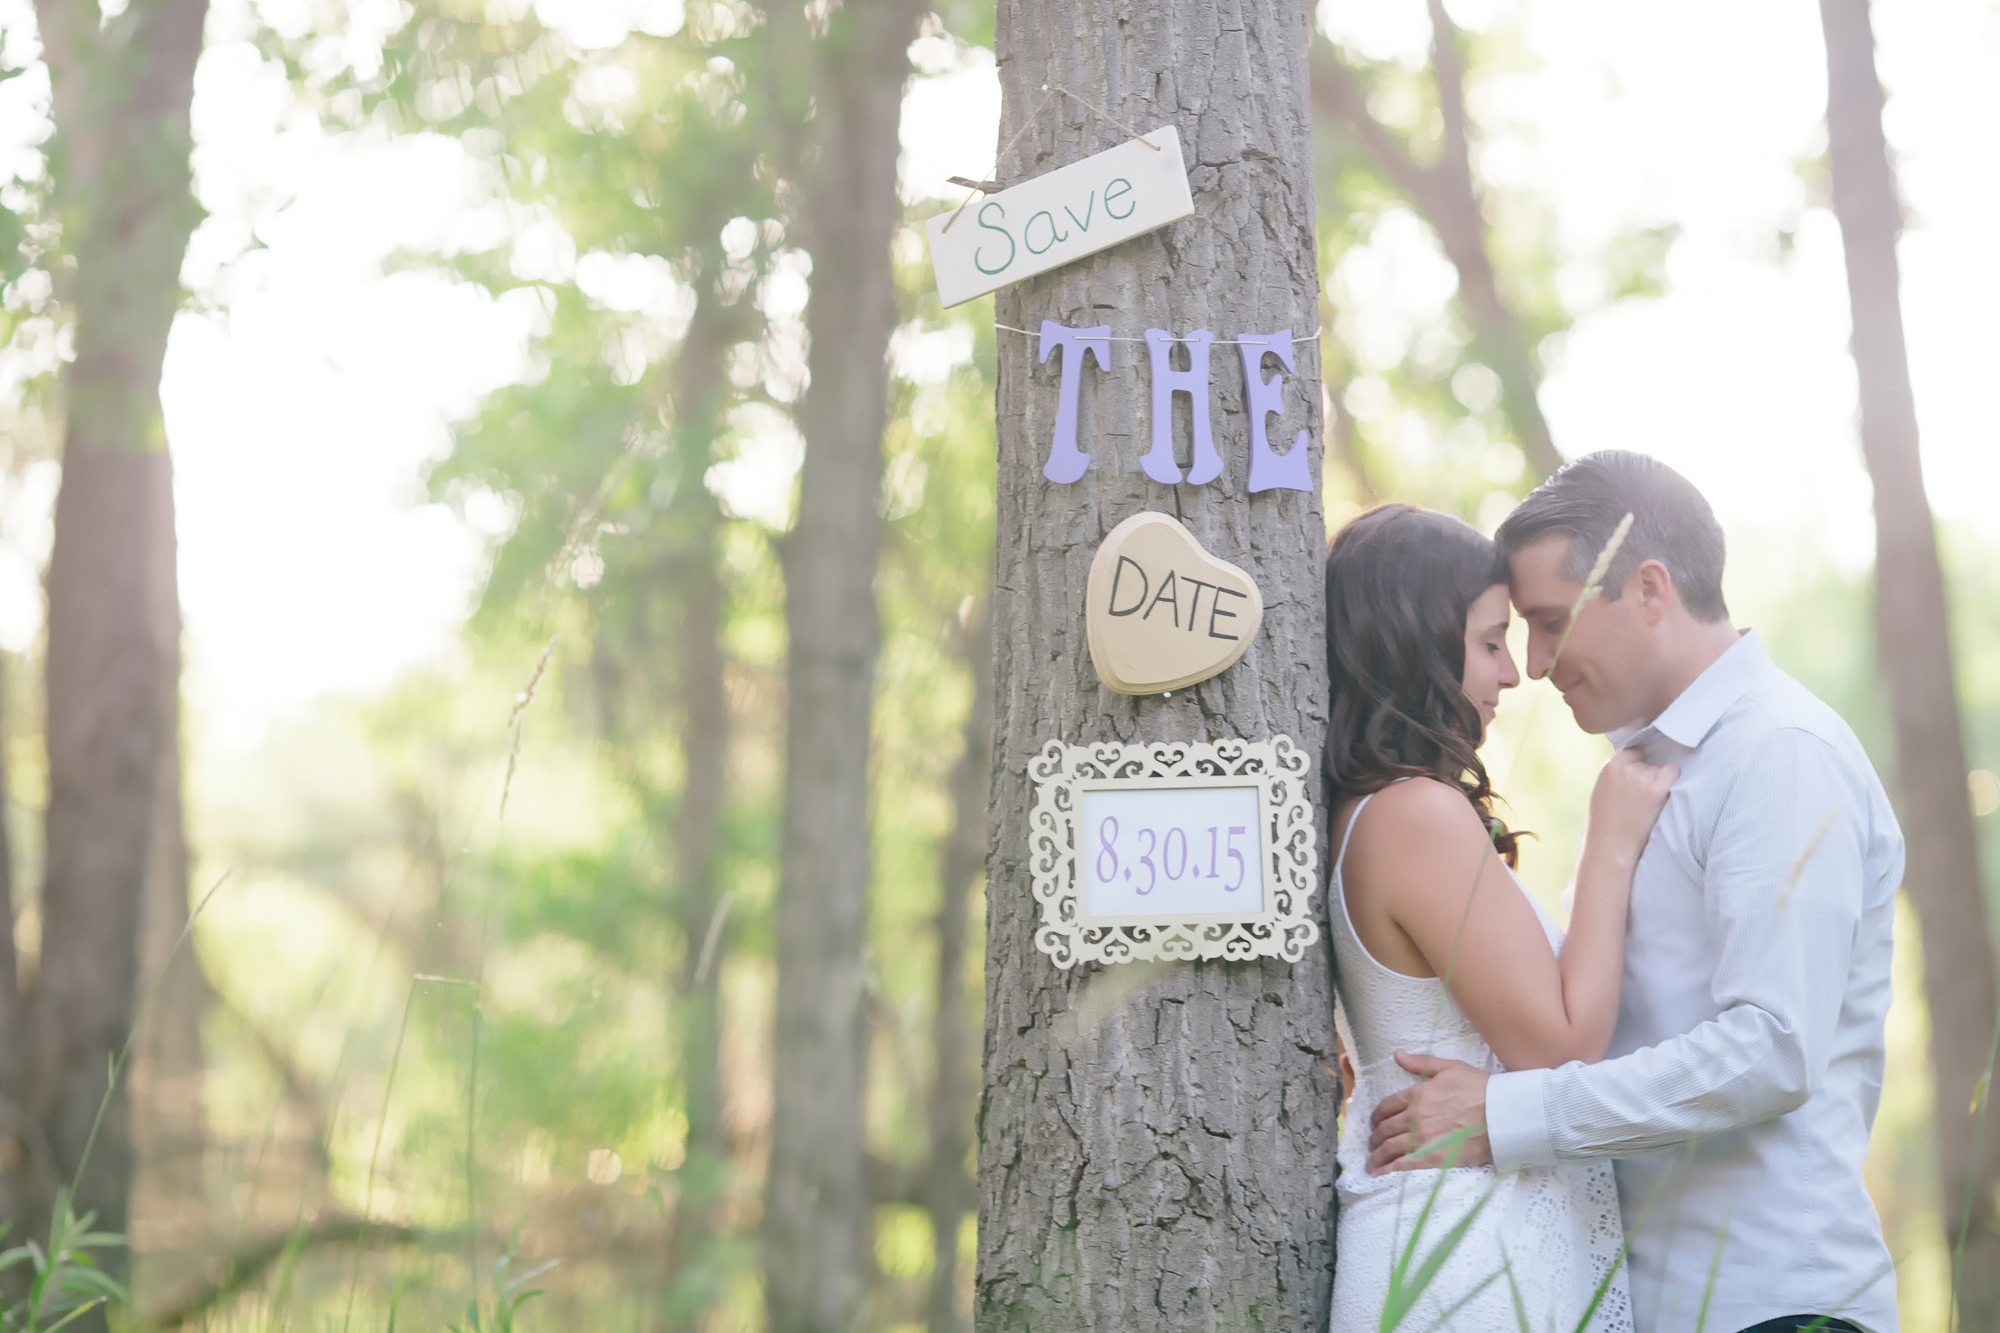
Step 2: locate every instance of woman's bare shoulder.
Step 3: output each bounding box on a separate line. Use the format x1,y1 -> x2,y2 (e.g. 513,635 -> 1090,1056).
1357,776 -> 1489,834
1346,778 -> 1494,886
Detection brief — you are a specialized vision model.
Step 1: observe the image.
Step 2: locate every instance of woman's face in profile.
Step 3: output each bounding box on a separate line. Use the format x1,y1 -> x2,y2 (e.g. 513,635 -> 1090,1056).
1461,582 -> 1521,737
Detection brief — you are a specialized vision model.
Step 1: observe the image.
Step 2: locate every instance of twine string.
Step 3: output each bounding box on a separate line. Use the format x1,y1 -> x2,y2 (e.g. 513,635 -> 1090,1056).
993,322 -> 1323,346
943,83 -> 1162,233
943,88 -> 1054,233
1042,84 -> 1163,152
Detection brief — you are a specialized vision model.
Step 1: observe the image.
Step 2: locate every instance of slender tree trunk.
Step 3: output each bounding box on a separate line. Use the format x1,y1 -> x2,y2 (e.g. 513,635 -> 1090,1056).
662,504 -> 730,1331
30,0 -> 207,1260
130,562 -> 210,1259
763,2 -> 923,1328
979,2 -> 1339,1328
1818,0 -> 2000,1319
661,286 -> 736,1333
0,656 -> 35,1227
1310,0 -> 1560,479
926,606 -> 989,1333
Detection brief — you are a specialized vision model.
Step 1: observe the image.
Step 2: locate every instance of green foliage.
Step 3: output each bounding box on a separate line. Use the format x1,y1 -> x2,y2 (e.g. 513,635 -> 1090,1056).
1376,1128 -> 1496,1331
1312,15 -> 1674,519
0,1194 -> 125,1333
447,1238 -> 557,1333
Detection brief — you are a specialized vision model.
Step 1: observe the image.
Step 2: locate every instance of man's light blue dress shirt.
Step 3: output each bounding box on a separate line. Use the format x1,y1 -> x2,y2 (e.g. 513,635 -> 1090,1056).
1485,631 -> 1902,1333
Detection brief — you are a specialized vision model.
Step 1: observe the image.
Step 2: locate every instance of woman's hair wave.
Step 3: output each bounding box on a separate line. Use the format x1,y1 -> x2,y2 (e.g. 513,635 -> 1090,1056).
1324,503 -> 1521,863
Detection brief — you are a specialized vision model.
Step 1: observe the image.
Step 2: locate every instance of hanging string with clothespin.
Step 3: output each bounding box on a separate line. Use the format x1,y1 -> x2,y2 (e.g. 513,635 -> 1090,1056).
942,84 -> 1164,234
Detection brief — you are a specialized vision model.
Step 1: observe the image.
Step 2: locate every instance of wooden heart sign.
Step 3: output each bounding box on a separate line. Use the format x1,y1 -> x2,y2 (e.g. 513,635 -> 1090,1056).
1086,512 -> 1263,695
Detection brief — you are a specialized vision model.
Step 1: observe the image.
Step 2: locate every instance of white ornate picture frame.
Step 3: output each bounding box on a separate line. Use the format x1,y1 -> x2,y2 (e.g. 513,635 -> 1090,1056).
1027,736 -> 1320,967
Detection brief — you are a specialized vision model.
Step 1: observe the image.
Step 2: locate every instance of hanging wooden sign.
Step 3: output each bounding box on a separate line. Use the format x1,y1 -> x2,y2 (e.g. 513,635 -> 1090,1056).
1027,736 -> 1320,967
1086,511 -> 1263,695
926,127 -> 1194,309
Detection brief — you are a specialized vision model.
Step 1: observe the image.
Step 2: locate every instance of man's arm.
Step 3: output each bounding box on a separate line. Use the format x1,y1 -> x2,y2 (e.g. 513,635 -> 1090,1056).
1371,728 -> 1873,1174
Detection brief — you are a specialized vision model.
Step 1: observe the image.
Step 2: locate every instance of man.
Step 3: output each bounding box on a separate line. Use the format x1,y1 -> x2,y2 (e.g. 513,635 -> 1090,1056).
1365,452 -> 1900,1333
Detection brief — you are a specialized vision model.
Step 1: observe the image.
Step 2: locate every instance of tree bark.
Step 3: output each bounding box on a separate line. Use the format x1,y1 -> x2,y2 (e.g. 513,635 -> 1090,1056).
659,281 -> 737,1333
1817,0 -> 2000,1320
30,0 -> 207,1257
0,655 -> 38,1227
131,532 -> 210,1258
926,605 -> 989,1333
1310,0 -> 1561,480
979,2 -> 1339,1328
763,2 -> 924,1330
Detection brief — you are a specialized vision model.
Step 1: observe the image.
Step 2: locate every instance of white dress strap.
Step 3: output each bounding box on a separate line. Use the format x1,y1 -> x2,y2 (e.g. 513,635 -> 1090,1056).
1332,790 -> 1375,880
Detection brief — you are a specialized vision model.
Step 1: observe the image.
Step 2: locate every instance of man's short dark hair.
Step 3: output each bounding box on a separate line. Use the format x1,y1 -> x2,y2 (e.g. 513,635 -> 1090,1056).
1495,450 -> 1729,623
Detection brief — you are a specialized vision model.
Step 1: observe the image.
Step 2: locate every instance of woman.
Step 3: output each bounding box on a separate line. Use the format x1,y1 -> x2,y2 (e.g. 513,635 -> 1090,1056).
1325,505 -> 1674,1333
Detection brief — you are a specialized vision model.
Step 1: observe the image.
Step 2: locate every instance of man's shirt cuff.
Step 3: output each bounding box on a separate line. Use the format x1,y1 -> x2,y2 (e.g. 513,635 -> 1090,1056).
1486,1067 -> 1558,1171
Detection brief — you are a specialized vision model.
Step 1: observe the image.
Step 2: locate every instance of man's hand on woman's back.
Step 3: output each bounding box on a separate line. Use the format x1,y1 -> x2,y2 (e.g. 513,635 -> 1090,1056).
1365,1051 -> 1492,1173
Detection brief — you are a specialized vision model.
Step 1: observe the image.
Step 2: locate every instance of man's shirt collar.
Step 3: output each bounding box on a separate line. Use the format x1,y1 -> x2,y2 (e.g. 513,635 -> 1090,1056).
1607,628 -> 1767,752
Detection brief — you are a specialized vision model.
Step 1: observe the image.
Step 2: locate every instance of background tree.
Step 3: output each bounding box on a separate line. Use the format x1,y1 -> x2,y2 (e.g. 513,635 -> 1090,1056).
1308,4 -> 1674,510
978,0 -> 1338,1327
1817,0 -> 2000,1320
23,0 -> 207,1274
763,2 -> 927,1329
1313,0 -> 1557,480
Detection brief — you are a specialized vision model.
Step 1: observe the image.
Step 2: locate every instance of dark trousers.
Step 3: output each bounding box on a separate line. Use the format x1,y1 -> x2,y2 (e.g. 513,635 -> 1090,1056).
1735,1319 -> 1863,1333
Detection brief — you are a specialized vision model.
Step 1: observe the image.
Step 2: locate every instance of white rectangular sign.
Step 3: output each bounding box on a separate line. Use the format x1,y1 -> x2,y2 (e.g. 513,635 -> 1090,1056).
1079,783 -> 1266,922
924,126 -> 1194,309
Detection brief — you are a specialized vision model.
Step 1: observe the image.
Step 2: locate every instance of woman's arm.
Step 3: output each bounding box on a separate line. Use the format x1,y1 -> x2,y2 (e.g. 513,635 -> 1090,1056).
1341,754 -> 1674,1070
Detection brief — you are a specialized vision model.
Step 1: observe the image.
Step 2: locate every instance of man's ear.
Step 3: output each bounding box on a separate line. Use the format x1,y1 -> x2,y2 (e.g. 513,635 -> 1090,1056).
1632,559 -> 1674,625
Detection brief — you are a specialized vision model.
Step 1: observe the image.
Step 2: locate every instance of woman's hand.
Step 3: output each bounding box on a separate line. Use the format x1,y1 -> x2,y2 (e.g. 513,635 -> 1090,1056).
1583,748 -> 1679,866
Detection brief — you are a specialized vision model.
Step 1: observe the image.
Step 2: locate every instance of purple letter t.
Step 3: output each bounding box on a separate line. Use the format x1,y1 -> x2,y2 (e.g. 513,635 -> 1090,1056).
1039,321 -> 1111,484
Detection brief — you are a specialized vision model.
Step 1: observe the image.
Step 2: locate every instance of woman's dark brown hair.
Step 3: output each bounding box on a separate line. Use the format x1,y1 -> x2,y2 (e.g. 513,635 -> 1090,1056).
1324,503 -> 1520,864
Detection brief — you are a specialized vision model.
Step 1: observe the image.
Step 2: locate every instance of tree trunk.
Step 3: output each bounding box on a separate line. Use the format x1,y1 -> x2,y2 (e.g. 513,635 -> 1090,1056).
927,605 -> 989,1333
762,2 -> 924,1329
661,284 -> 736,1333
979,2 -> 1339,1328
0,655 -> 36,1227
1817,0 -> 2000,1319
1310,0 -> 1561,479
130,567 -> 210,1256
30,0 -> 207,1258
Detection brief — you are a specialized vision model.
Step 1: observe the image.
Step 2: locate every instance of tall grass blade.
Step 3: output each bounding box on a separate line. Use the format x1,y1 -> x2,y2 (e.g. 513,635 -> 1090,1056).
1571,1147 -> 1687,1333
1690,1210 -> 1730,1333
1381,1176 -> 1500,1332
67,871 -> 233,1202
342,976 -> 423,1333
1418,1266 -> 1505,1333
463,636 -> 558,1311
1951,999 -> 2000,1333
1501,1256 -> 1530,1333
41,1294 -> 107,1332
1378,1127 -> 1495,1332
1502,512 -> 1634,794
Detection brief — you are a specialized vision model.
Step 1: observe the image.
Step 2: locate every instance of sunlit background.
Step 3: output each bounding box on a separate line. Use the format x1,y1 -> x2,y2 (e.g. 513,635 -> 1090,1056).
124,0 -> 2000,744
0,0 -> 1988,1325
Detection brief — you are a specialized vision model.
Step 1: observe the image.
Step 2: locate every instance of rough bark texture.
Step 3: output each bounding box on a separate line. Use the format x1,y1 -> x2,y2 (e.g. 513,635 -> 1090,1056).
762,2 -> 924,1329
927,606 -> 990,1333
980,3 -> 1338,1328
31,0 -> 207,1254
1310,0 -> 1560,480
1818,0 -> 2000,1317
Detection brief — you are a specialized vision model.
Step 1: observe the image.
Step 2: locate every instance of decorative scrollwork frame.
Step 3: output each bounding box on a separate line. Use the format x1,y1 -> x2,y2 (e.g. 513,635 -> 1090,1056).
1027,735 -> 1320,967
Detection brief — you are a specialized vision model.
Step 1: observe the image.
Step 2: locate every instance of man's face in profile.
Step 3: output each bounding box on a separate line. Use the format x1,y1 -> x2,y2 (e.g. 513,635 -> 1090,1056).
1508,533 -> 1656,735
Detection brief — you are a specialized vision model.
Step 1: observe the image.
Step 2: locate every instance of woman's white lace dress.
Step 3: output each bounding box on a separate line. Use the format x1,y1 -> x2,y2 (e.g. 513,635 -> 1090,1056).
1330,791 -> 1633,1333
